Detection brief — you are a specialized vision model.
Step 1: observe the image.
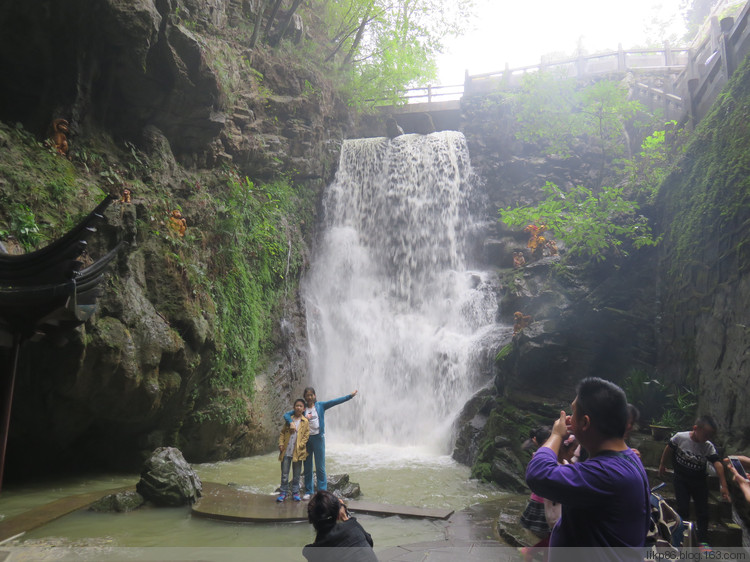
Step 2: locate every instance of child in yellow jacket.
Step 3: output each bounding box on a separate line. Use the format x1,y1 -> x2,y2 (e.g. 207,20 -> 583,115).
277,398 -> 310,502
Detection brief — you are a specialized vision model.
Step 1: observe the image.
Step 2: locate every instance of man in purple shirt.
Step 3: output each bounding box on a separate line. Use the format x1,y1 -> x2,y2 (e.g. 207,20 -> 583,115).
526,377 -> 650,560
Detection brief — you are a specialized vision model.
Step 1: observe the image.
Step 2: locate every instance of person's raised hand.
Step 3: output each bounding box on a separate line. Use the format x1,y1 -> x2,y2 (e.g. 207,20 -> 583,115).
351,390 -> 358,397
552,410 -> 568,438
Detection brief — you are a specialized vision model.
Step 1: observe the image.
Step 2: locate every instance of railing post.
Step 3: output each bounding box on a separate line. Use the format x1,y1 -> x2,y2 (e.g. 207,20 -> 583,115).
618,43 -> 626,72
687,78 -> 699,130
576,54 -> 586,78
687,47 -> 698,80
710,16 -> 721,53
664,41 -> 672,67
720,16 -> 736,76
427,84 -> 432,103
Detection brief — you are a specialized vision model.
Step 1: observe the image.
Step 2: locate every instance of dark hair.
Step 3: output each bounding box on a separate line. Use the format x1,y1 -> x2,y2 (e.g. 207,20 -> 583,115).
575,377 -> 628,438
626,403 -> 640,425
294,398 -> 306,407
534,426 -> 551,443
304,387 -> 316,398
695,415 -> 718,432
307,490 -> 340,535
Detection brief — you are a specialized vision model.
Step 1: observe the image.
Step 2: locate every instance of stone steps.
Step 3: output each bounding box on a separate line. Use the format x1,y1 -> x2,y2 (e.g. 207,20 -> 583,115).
633,432 -> 741,546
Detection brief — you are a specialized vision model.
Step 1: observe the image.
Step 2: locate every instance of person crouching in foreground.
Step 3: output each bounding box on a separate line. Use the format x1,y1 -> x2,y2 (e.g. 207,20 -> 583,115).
526,377 -> 650,559
302,490 -> 377,562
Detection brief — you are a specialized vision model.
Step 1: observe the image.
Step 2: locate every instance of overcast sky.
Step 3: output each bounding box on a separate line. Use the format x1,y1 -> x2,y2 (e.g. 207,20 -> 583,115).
436,0 -> 688,84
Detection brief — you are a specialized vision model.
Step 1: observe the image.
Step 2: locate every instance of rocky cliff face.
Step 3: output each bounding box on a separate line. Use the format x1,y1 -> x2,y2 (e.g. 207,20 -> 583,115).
656,55 -> 750,450
452,58 -> 750,484
451,91 -> 665,482
0,0 -> 355,476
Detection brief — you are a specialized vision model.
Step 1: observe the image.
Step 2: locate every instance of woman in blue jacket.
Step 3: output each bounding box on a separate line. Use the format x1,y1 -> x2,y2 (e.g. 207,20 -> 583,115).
284,387 -> 357,500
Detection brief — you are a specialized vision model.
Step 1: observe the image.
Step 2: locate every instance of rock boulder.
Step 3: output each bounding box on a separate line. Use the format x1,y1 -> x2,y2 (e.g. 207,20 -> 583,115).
136,447 -> 202,506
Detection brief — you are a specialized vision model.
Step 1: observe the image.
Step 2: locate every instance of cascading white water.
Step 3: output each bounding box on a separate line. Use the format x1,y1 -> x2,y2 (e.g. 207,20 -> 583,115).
303,131 -> 499,454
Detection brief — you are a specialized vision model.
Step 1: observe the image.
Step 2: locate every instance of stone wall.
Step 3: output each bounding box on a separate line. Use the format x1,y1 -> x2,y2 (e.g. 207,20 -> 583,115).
656,54 -> 750,449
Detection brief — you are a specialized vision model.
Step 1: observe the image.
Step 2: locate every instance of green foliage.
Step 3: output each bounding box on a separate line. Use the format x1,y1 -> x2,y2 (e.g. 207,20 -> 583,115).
511,70 -> 581,157
205,170 -> 308,423
0,123 -> 102,249
321,0 -> 477,106
512,72 -> 646,169
204,39 -> 254,109
621,369 -> 697,428
499,181 -> 659,261
495,343 -> 513,362
497,75 -> 691,263
624,121 -> 689,205
622,369 -> 669,424
9,204 -> 43,251
655,387 -> 697,428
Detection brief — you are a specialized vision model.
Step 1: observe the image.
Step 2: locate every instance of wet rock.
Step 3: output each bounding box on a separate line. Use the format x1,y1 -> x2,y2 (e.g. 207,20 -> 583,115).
326,473 -> 362,499
452,389 -> 495,466
136,447 -> 202,506
89,490 -> 145,512
411,113 -> 436,134
386,117 -> 404,139
489,450 -> 527,493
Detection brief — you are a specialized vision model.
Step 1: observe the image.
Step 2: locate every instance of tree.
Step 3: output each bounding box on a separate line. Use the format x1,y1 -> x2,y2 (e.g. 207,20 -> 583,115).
499,181 -> 659,262
680,0 -> 719,39
248,0 -> 270,49
512,72 -> 649,186
269,0 -> 305,46
499,76 -> 678,262
321,0 -> 477,105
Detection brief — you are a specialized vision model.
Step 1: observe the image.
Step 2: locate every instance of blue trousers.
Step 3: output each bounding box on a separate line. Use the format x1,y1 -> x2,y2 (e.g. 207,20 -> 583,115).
280,456 -> 301,495
304,433 -> 326,495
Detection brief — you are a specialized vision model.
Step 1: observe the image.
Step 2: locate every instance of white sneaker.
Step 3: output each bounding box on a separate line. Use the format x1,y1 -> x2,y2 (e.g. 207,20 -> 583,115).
302,494 -> 311,500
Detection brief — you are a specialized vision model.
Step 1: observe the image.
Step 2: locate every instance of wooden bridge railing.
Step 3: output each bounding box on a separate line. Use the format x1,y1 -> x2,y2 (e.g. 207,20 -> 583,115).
464,44 -> 689,94
387,0 -> 750,129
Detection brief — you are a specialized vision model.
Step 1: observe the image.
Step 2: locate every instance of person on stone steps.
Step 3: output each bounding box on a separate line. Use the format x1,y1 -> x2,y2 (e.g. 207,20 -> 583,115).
277,398 -> 310,502
658,415 -> 730,544
284,387 -> 358,500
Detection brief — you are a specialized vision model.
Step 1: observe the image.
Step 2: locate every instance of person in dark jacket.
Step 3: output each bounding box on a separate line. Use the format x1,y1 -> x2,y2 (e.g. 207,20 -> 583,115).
302,490 -> 377,562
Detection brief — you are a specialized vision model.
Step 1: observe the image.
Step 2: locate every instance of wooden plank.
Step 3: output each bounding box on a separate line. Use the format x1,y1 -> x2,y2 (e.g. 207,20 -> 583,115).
347,500 -> 453,520
191,483 -> 454,522
192,483 -> 307,522
0,485 -> 134,542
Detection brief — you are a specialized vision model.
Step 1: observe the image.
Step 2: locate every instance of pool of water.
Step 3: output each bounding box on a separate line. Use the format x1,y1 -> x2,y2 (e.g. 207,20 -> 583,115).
0,443 -> 504,557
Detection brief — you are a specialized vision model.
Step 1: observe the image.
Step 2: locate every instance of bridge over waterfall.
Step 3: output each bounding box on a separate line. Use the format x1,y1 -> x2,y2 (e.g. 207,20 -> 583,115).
383,0 -> 750,134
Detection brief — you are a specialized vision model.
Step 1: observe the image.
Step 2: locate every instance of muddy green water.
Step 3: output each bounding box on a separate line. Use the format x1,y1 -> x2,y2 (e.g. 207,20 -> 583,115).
0,443 -> 505,557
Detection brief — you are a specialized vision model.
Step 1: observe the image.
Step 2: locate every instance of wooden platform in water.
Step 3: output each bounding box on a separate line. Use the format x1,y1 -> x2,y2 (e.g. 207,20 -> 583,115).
0,485 -> 134,543
192,482 -> 454,522
0,482 -> 453,543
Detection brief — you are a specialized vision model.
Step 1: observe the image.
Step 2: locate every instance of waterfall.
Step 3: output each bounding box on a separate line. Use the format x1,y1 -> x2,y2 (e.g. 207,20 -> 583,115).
303,132 -> 498,454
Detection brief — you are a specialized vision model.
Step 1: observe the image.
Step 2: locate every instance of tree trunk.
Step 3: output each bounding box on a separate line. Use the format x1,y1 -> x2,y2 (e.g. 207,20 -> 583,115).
248,0 -> 268,50
270,0 -> 304,46
263,0 -> 285,41
341,5 -> 371,67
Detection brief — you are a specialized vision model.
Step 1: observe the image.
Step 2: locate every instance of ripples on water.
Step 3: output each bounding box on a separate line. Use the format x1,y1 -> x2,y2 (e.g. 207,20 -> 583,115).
0,444 -> 503,551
